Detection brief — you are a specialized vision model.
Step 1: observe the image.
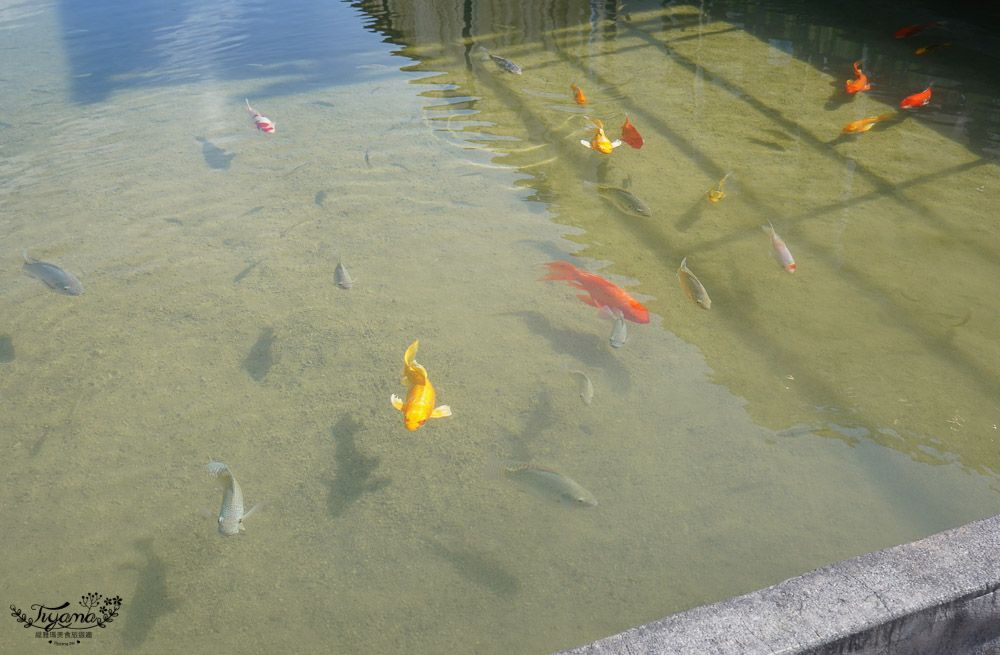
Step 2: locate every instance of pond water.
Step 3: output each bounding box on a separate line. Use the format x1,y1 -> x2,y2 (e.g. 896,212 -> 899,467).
2,0 -> 999,653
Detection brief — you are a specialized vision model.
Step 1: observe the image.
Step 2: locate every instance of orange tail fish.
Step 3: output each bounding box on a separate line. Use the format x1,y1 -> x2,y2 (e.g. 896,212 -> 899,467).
900,86 -> 931,108
620,113 -> 643,149
842,112 -> 896,133
580,117 -> 622,154
390,340 -> 452,431
570,83 -> 587,104
894,22 -> 942,38
540,261 -> 649,324
845,60 -> 870,94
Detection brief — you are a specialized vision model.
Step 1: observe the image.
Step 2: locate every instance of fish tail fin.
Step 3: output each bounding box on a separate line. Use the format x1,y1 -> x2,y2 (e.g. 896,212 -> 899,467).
206,460 -> 233,486
476,45 -> 490,59
876,112 -> 898,121
761,221 -> 775,235
22,249 -> 37,264
539,261 -> 579,282
403,340 -> 419,368
582,180 -> 598,194
486,456 -> 515,480
245,98 -> 253,112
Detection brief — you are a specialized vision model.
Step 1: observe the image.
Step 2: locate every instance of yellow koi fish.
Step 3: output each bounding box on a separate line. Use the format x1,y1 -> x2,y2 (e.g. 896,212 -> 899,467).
580,118 -> 622,154
391,340 -> 452,430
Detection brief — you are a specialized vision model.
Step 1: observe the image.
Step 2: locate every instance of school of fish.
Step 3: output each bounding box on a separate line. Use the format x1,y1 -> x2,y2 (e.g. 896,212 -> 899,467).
19,15 -> 958,533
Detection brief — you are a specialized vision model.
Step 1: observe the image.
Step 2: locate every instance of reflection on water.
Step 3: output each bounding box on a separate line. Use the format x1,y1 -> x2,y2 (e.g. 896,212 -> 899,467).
2,0 -> 1000,653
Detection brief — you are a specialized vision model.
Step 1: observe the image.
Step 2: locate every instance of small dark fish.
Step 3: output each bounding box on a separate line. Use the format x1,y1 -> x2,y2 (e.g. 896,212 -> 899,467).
364,147 -> 372,169
314,190 -> 327,207
22,249 -> 83,295
477,46 -> 522,74
334,257 -> 354,290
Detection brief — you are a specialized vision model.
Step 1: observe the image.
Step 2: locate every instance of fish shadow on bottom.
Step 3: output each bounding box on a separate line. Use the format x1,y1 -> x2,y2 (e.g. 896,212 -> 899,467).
424,539 -> 522,597
195,136 -> 236,170
242,328 -> 276,382
323,415 -> 390,519
499,311 -> 631,392
0,335 -> 13,363
119,538 -> 181,650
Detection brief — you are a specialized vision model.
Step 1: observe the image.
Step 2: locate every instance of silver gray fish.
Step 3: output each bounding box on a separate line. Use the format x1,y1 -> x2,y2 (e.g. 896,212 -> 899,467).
334,257 -> 354,290
677,257 -> 711,309
478,46 -> 522,74
206,461 -> 258,536
609,309 -> 628,348
22,249 -> 83,295
490,459 -> 597,508
586,182 -> 651,217
563,361 -> 594,405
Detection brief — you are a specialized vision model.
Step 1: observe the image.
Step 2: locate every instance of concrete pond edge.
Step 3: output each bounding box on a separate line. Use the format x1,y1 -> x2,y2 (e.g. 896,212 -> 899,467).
556,512 -> 1000,655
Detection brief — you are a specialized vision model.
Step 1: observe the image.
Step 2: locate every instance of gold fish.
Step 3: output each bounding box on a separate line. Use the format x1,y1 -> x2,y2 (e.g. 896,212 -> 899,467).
677,257 -> 711,309
391,340 -> 452,430
707,170 -> 733,202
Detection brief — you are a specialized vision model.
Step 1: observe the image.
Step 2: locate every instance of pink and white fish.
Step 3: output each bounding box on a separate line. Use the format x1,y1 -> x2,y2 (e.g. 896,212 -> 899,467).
245,98 -> 275,133
762,221 -> 796,273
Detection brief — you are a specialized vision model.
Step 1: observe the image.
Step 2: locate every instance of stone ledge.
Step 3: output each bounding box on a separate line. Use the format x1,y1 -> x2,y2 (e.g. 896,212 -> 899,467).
556,513 -> 1000,655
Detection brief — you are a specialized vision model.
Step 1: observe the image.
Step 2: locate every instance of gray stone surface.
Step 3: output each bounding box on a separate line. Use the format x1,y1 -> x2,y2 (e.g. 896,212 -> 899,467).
556,513 -> 1000,655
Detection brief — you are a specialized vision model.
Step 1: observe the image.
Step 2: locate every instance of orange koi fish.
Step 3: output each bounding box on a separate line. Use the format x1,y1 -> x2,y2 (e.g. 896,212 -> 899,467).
580,118 -> 622,154
915,43 -> 951,55
842,113 -> 896,133
620,114 -> 643,149
540,261 -> 649,324
900,87 -> 931,108
845,60 -> 870,94
245,98 -> 275,133
570,83 -> 587,104
390,340 -> 452,431
894,22 -> 942,38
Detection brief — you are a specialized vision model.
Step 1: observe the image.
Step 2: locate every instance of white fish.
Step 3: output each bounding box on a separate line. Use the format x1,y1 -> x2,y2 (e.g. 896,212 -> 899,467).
334,257 -> 354,290
489,458 -> 597,507
677,257 -> 711,309
563,361 -> 594,405
206,460 -> 258,536
600,306 -> 628,347
762,221 -> 796,273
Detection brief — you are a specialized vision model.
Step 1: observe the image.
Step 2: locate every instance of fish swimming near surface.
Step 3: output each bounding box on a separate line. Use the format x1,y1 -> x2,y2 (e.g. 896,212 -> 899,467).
540,261 -> 649,323
585,181 -> 651,217
489,458 -> 597,508
915,43 -> 951,55
845,60 -> 870,94
477,46 -> 522,74
707,170 -> 733,202
762,222 -> 796,273
245,98 -> 275,133
894,21 -> 942,38
391,340 -> 452,431
22,249 -> 84,295
609,310 -> 628,348
580,117 -> 622,154
570,83 -> 587,104
900,87 -> 932,108
620,114 -> 643,149
563,361 -> 594,405
206,460 -> 259,536
677,257 -> 711,309
842,112 -> 896,133
334,257 -> 354,290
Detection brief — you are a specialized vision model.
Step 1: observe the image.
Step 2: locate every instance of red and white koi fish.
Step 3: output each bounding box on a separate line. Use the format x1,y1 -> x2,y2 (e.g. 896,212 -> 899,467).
762,221 -> 796,273
245,98 -> 275,133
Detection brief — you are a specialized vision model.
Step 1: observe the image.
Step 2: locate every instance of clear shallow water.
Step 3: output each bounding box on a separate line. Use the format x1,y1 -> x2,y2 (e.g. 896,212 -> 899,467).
2,0 -> 999,653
